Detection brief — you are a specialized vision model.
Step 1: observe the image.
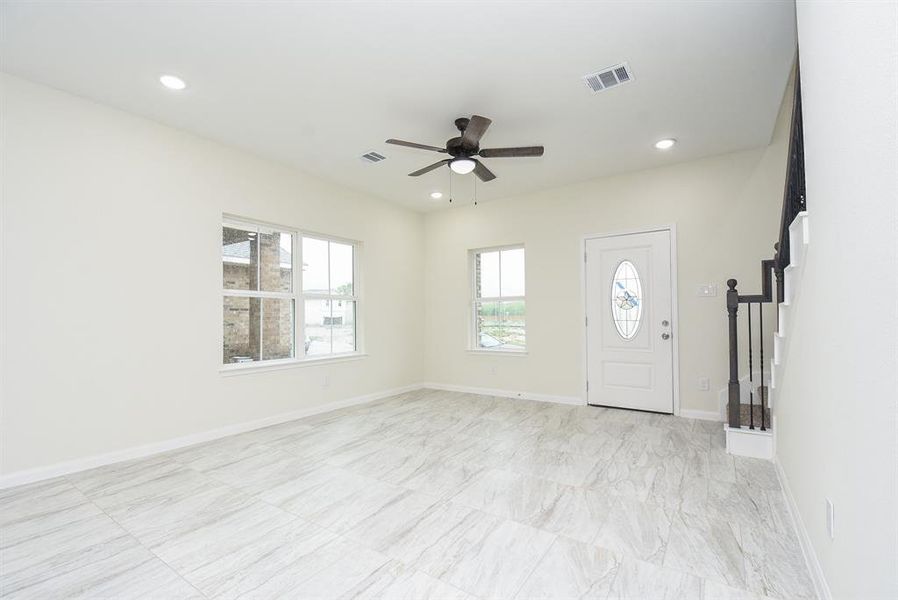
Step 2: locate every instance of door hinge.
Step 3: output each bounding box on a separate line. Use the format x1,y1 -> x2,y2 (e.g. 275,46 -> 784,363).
586,380 -> 589,392
585,315 -> 588,327
584,251 -> 587,263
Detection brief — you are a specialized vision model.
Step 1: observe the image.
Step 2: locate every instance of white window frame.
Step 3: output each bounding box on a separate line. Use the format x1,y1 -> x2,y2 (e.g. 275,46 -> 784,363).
220,216 -> 364,374
468,244 -> 527,354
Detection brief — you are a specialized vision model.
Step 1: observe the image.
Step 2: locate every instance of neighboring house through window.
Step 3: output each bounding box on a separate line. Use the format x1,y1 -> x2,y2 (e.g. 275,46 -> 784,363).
471,245 -> 526,352
222,218 -> 359,367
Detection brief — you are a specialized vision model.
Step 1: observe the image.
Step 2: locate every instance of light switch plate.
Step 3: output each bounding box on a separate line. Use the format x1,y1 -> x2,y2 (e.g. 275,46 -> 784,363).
698,377 -> 710,391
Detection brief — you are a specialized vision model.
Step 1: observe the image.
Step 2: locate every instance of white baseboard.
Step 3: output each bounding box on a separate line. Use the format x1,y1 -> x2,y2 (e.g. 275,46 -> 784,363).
774,459 -> 832,600
0,383 -> 424,490
421,382 -> 583,406
679,408 -> 722,421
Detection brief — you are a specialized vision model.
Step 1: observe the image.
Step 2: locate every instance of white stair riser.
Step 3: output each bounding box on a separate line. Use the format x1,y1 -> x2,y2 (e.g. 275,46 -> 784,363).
726,426 -> 774,459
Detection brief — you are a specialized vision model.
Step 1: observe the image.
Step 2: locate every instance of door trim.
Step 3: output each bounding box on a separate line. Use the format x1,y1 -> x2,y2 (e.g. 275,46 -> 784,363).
580,225 -> 681,416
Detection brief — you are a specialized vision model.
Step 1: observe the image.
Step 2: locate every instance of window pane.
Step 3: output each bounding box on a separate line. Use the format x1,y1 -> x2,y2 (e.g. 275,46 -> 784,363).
476,301 -> 501,348
261,298 -> 294,360
223,296 -> 260,363
501,300 -> 526,349
302,237 -> 329,294
476,251 -> 500,298
476,300 -> 526,350
500,248 -> 525,297
330,241 -> 354,296
222,226 -> 258,291
304,299 -> 332,356
332,300 -> 356,354
611,260 -> 643,340
259,230 -> 293,293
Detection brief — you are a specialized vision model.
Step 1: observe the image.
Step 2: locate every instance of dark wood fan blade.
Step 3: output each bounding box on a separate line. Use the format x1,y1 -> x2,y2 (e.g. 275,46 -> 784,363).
478,146 -> 544,158
386,139 -> 447,152
461,115 -> 492,147
408,159 -> 450,176
473,160 -> 496,182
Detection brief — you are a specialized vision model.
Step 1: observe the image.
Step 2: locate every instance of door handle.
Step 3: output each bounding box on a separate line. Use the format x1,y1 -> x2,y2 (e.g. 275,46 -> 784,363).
661,332 -> 671,340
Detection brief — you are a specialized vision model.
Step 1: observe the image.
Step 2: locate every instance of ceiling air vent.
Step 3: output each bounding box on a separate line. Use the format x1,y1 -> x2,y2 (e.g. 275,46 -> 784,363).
360,151 -> 386,163
583,63 -> 633,93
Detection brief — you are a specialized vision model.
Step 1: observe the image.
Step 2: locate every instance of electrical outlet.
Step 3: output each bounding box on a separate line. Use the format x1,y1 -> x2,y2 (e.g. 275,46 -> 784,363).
490,366 -> 497,376
697,284 -> 718,297
698,377 -> 710,392
322,374 -> 329,388
826,498 -> 835,539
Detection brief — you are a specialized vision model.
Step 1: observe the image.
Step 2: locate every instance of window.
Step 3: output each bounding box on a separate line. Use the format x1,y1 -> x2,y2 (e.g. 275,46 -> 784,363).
611,260 -> 642,340
222,218 -> 359,367
301,236 -> 357,356
471,246 -> 525,351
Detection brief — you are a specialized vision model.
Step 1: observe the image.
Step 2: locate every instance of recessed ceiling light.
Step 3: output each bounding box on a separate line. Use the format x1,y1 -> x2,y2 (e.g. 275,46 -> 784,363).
159,75 -> 187,90
430,192 -> 443,199
654,138 -> 676,150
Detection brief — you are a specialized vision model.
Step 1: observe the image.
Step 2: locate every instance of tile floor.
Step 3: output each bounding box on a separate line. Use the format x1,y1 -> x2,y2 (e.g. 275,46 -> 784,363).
0,389 -> 816,599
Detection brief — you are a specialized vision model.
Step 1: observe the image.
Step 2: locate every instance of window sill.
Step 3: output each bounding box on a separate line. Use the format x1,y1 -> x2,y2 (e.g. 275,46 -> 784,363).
466,349 -> 529,357
220,353 -> 368,376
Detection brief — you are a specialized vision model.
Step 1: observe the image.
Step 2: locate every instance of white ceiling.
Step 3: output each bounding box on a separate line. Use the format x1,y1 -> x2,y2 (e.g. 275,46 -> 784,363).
0,1 -> 796,212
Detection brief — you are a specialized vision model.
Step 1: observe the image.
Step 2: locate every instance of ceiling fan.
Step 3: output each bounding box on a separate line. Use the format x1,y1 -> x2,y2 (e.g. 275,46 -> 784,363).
385,115 -> 544,182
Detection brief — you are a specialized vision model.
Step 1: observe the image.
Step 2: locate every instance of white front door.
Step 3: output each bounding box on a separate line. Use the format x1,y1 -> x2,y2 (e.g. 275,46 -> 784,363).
585,229 -> 675,413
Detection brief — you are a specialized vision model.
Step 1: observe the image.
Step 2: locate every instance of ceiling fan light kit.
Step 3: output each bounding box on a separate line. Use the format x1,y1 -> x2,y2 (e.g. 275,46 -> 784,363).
449,158 -> 476,174
385,114 -> 544,184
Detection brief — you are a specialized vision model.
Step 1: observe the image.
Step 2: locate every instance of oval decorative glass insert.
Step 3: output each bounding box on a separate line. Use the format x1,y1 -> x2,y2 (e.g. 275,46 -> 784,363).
611,260 -> 643,340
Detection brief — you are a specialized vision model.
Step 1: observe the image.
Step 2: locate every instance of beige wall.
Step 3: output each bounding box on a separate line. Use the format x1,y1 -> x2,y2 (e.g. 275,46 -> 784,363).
0,74 -> 424,475
776,2 -> 898,598
423,82 -> 793,414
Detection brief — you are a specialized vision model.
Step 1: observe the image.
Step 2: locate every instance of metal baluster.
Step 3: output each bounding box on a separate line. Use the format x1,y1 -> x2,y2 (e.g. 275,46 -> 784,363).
760,303 -> 766,431
748,302 -> 755,430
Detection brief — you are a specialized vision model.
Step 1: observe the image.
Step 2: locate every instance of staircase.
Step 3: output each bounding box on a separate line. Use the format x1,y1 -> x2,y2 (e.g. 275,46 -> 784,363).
724,67 -> 806,460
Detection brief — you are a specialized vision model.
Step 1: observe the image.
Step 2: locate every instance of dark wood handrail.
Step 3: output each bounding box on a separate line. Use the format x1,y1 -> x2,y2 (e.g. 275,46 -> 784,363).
726,57 -> 806,431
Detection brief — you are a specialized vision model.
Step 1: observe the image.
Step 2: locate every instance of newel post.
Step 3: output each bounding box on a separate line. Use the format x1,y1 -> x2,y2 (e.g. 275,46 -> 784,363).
727,279 -> 741,428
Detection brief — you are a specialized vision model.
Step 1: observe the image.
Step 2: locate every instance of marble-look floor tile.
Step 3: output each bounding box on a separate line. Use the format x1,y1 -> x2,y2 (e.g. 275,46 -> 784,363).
264,465 -> 410,533
164,434 -> 273,472
593,497 -> 671,565
175,518 -> 343,600
451,468 -> 563,523
514,537 -> 620,600
734,456 -> 781,490
701,579 -> 776,599
742,525 -> 816,599
344,489 -> 442,549
1,388 -> 814,600
0,508 -> 200,600
338,560 -> 471,600
280,540 -> 389,600
418,516 -> 556,599
505,447 -> 602,487
391,455 -> 484,499
664,512 -> 745,589
608,557 -> 702,600
525,484 -> 613,544
584,450 -> 658,502
201,447 -> 320,495
0,479 -> 103,548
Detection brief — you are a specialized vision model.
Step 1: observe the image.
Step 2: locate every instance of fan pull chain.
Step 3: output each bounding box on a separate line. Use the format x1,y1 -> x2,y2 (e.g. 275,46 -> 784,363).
473,174 -> 478,207
448,169 -> 453,204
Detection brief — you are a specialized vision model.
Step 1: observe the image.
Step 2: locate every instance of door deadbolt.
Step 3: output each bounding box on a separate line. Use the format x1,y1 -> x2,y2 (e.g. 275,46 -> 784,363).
661,320 -> 669,327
